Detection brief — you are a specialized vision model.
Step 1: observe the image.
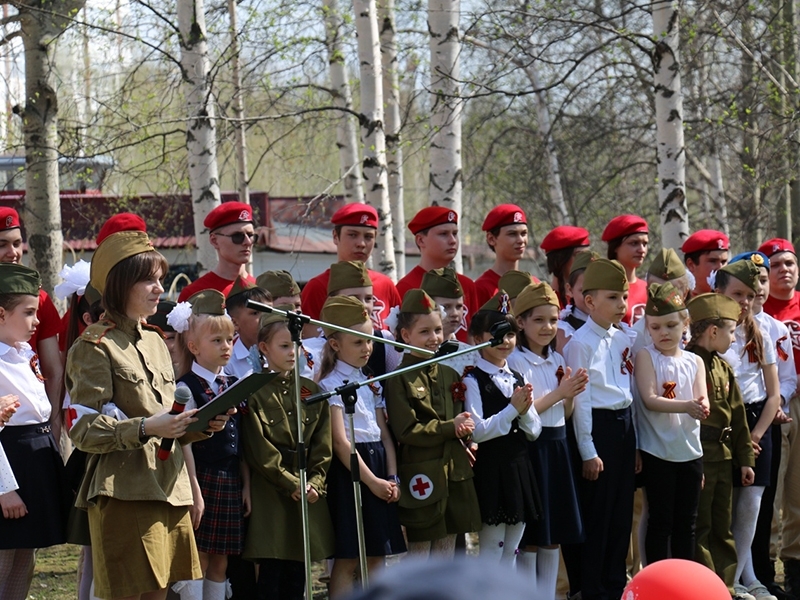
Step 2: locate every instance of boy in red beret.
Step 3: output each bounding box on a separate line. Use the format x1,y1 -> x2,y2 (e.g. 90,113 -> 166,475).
540,225 -> 591,308
395,206 -> 478,342
0,207 -> 64,439
300,203 -> 401,338
474,204 -> 536,306
601,214 -> 649,324
681,229 -> 729,295
178,202 -> 257,301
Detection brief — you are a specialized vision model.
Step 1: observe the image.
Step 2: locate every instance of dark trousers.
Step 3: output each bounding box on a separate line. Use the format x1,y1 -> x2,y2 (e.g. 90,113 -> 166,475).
695,460 -> 737,592
752,424 -> 783,585
578,407 -> 636,600
641,452 -> 703,562
257,558 -> 305,600
228,553 -> 258,599
562,417 -> 584,595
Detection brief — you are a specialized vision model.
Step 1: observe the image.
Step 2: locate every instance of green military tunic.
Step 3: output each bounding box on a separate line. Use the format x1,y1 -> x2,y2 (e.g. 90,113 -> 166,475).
384,353 -> 481,542
688,344 -> 755,592
241,373 -> 335,562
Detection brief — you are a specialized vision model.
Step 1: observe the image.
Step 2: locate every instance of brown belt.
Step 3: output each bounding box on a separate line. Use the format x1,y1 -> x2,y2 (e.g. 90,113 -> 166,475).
700,424 -> 731,443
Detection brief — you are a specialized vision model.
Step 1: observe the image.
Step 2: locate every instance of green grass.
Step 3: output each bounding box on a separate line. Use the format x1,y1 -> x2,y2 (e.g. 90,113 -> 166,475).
29,544 -> 80,600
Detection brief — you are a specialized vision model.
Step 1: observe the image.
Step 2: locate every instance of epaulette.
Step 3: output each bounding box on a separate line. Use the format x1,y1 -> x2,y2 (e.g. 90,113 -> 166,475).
142,322 -> 166,339
80,320 -> 117,344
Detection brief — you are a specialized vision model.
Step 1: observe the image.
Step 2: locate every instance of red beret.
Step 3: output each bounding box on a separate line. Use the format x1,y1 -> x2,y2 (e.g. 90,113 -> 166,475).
601,214 -> 649,242
408,206 -> 458,234
681,229 -> 729,254
204,202 -> 253,231
482,204 -> 527,231
331,203 -> 379,228
759,237 -> 796,257
540,226 -> 590,253
96,213 -> 147,245
0,207 -> 20,231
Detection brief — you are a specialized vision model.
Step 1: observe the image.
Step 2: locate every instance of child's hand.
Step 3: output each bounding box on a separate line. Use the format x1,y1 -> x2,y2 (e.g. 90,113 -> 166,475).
242,484 -> 252,518
774,409 -> 792,425
145,408 -> 199,439
367,476 -> 395,503
559,367 -> 588,399
582,457 -> 603,481
190,493 -> 205,530
751,437 -> 762,456
0,490 -> 27,519
510,385 -> 533,415
307,485 -> 319,504
741,466 -> 755,486
685,398 -> 709,420
0,394 -> 18,426
389,480 -> 400,503
454,412 -> 474,438
206,407 -> 236,434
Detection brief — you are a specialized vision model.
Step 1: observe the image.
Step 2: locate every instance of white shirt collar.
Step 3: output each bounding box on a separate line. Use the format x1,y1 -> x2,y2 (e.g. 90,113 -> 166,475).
519,345 -> 551,366
191,361 -> 223,388
477,356 -> 512,375
586,316 -> 613,338
232,336 -> 250,359
333,360 -> 363,381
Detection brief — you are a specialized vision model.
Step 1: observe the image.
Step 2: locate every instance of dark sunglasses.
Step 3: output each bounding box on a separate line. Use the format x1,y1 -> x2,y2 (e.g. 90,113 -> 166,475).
215,231 -> 255,244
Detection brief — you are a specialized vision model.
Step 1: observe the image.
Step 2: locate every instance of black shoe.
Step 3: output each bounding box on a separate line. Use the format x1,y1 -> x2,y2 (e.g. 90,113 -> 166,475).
786,560 -> 800,597
768,582 -> 797,600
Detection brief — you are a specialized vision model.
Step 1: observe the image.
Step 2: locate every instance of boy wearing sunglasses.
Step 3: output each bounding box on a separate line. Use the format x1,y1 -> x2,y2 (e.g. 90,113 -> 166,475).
178,202 -> 257,302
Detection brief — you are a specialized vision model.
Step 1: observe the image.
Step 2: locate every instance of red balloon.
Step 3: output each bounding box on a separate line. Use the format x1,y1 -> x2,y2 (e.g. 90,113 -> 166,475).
623,559 -> 730,600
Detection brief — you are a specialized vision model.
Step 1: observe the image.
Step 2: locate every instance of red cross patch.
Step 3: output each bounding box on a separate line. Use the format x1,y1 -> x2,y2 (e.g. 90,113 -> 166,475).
409,474 -> 433,500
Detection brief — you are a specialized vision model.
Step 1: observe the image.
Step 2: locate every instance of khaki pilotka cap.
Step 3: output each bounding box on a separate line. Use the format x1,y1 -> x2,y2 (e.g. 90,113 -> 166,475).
498,270 -> 535,301
719,260 -> 760,293
401,289 -> 437,314
227,276 -> 256,299
514,282 -> 560,317
582,258 -> 629,293
478,290 -> 511,314
648,248 -> 686,280
0,264 -> 41,296
320,295 -> 371,337
327,261 -> 373,294
187,289 -> 227,316
686,293 -> 741,323
644,282 -> 686,316
90,230 -> 155,294
421,267 -> 463,299
569,250 -> 601,276
259,303 -> 296,328
257,270 -> 301,298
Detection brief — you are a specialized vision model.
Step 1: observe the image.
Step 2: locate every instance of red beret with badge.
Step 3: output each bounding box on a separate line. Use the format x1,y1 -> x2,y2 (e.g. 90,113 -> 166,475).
601,214 -> 648,242
96,213 -> 147,245
408,206 -> 458,234
681,229 -> 729,255
331,203 -> 379,228
759,237 -> 796,257
204,201 -> 253,231
540,225 -> 590,253
482,204 -> 527,231
0,207 -> 20,232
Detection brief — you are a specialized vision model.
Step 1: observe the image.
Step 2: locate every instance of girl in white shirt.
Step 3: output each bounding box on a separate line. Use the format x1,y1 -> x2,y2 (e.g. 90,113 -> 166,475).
508,282 -> 587,597
316,296 -> 405,599
634,282 -> 708,564
463,292 -> 540,564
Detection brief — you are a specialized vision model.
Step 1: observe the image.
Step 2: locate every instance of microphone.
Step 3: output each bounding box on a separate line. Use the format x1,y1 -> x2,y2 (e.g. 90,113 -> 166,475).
489,320 -> 513,346
157,386 -> 192,461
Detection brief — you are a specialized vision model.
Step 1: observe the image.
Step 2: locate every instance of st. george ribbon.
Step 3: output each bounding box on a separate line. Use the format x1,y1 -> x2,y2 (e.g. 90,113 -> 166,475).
157,386 -> 192,461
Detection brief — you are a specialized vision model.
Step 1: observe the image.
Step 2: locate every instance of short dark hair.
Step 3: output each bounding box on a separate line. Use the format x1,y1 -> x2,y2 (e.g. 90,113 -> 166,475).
486,227 -> 501,253
684,250 -> 706,267
226,287 -> 272,313
468,311 -> 518,339
606,237 -> 623,260
0,293 -> 29,311
103,251 -> 169,318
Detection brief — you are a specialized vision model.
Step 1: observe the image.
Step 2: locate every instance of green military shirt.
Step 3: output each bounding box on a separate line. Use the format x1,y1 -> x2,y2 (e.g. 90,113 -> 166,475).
687,344 -> 754,467
66,316 -> 195,508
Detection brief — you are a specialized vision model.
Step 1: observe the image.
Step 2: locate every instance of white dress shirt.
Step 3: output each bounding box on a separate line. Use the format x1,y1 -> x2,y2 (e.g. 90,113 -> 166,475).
0,341 -> 50,426
508,346 -> 567,428
755,310 -> 796,410
179,361 -> 227,410
463,357 -> 542,443
563,316 -> 634,461
224,336 -> 254,380
319,360 -> 383,443
721,325 -> 776,404
557,305 -> 589,340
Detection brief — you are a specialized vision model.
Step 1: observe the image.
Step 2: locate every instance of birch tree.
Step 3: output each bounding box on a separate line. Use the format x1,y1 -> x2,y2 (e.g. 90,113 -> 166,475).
323,0 -> 364,205
379,0 -> 405,276
429,0 -> 463,271
178,0 -> 221,274
354,0 -> 396,281
652,1 -> 688,249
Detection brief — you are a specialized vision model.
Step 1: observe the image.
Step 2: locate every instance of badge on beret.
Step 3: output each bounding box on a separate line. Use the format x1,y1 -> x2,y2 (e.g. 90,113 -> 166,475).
5,216 -> 12,228
514,212 -> 523,223
751,253 -> 764,266
448,211 -> 456,222
409,474 -> 433,500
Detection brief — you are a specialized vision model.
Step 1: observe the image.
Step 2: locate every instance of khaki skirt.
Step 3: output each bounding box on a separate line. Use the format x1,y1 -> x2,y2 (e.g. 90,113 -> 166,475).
88,496 -> 201,599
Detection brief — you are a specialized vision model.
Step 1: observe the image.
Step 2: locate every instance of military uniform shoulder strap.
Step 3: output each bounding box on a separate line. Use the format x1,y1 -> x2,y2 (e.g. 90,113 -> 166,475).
80,320 -> 117,345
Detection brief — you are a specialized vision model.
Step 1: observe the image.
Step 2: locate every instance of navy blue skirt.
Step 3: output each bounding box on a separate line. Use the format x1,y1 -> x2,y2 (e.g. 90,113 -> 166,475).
734,400 -> 772,488
521,426 -> 584,546
0,424 -> 67,549
327,441 -> 406,558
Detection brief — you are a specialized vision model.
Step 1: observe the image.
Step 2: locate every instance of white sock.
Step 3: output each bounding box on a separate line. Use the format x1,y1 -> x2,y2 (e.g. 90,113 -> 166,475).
173,579 -> 204,600
479,523 -> 508,562
501,522 -> 526,565
203,578 -> 226,600
732,486 -> 765,585
516,550 -> 537,581
536,548 -> 560,599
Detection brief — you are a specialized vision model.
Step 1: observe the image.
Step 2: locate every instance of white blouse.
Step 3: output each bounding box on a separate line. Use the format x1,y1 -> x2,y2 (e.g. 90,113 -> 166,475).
319,360 -> 383,443
720,324 -> 776,404
0,342 -> 50,426
508,346 -> 567,428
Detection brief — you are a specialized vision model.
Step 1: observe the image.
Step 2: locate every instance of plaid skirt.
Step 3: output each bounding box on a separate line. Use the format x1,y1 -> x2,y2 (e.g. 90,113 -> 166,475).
195,462 -> 244,555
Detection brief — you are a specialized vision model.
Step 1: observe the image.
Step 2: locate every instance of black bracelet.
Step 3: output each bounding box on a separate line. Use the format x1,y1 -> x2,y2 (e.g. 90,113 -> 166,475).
139,417 -> 148,441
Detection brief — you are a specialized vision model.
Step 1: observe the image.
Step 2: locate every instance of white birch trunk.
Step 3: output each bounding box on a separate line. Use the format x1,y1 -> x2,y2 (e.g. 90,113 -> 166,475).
710,149 -> 729,235
379,0 -> 405,276
18,1 -> 85,297
228,0 -> 249,206
429,0 -> 463,271
524,62 -> 568,224
178,0 -> 221,274
653,1 -> 689,250
324,0 -> 364,204
354,0 -> 396,281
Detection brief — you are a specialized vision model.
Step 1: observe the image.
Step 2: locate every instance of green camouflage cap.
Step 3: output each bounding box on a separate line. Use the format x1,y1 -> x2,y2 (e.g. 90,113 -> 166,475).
421,267 -> 463,299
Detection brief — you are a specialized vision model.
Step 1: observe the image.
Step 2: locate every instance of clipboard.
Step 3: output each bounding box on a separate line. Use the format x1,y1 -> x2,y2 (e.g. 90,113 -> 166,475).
187,371 -> 279,431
